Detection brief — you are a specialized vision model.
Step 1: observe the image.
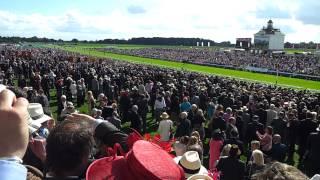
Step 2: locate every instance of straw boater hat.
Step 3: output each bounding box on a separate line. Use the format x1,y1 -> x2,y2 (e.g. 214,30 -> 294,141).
180,111 -> 188,119
242,106 -> 248,112
160,112 -> 170,119
27,103 -> 52,134
86,140 -> 184,180
66,101 -> 74,109
174,151 -> 208,178
187,174 -> 213,180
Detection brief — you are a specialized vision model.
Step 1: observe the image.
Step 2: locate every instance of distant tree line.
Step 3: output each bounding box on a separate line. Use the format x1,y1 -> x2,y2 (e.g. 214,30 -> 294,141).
0,36 -> 222,46
96,37 -> 218,46
0,36 -> 318,49
0,36 -> 61,43
284,41 -> 319,49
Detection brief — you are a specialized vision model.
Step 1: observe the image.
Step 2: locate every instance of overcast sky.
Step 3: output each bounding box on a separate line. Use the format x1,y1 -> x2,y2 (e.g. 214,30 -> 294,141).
0,0 -> 319,43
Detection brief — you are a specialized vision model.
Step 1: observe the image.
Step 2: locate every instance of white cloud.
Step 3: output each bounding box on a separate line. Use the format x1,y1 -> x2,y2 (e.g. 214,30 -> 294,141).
0,0 -> 319,43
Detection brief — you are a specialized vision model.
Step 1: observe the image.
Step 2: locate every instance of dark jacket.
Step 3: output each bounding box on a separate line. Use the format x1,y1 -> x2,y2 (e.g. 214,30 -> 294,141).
217,157 -> 246,180
106,116 -> 122,130
305,132 -> 320,176
271,117 -> 287,139
306,132 -> 320,164
91,78 -> 99,91
175,118 -> 192,138
102,106 -> 114,119
285,118 -> 300,143
271,143 -> 287,162
95,121 -> 128,152
224,138 -> 244,155
57,101 -> 65,117
37,94 -> 50,114
212,116 -> 227,132
128,111 -> 142,132
137,97 -> 149,115
298,118 -> 318,153
255,109 -> 267,126
246,120 -> 264,143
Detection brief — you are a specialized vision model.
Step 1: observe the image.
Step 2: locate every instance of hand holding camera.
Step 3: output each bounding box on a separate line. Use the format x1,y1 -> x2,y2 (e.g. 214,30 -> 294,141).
0,88 -> 29,159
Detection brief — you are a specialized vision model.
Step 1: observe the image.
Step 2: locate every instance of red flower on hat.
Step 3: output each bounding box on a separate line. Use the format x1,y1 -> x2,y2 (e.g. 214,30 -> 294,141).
127,129 -> 175,153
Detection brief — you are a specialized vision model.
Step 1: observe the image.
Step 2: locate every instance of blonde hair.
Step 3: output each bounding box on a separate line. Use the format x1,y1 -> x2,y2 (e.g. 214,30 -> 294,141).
196,109 -> 204,116
187,136 -> 198,147
252,162 -> 308,180
87,91 -> 93,96
112,103 -> 118,109
221,144 -> 232,157
251,140 -> 260,149
191,131 -> 203,147
191,131 -> 201,140
252,150 -> 264,166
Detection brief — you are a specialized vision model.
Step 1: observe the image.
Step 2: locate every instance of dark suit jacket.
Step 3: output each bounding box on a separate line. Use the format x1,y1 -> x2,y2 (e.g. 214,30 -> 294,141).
175,118 -> 192,138
298,118 -> 318,147
217,157 -> 246,180
306,132 -> 320,162
246,120 -> 264,143
271,118 -> 287,139
255,109 -> 267,126
57,101 -> 65,117
128,111 -> 142,131
271,143 -> 287,162
212,116 -> 227,132
102,106 -> 114,119
95,121 -> 128,152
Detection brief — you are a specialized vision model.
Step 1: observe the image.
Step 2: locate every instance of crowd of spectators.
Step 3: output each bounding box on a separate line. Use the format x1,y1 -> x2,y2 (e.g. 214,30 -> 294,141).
99,47 -> 320,76
0,44 -> 320,179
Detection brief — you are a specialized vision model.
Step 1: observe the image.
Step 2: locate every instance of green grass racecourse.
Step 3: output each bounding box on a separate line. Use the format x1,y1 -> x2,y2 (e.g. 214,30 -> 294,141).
46,44 -> 320,90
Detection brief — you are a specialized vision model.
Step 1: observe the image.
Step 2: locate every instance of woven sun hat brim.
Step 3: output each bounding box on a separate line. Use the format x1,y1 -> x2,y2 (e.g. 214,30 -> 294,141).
184,166 -> 208,178
32,114 -> 52,127
187,174 -> 213,180
160,113 -> 170,119
175,152 -> 208,179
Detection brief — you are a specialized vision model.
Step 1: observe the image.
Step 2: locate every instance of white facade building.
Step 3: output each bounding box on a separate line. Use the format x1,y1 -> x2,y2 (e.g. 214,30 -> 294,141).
254,20 -> 285,50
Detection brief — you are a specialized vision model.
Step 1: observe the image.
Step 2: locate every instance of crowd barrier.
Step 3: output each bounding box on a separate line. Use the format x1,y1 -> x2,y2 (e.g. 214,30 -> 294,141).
196,61 -> 320,81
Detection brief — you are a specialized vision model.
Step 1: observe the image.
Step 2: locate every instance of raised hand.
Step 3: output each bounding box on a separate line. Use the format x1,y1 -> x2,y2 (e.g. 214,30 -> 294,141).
0,89 -> 29,159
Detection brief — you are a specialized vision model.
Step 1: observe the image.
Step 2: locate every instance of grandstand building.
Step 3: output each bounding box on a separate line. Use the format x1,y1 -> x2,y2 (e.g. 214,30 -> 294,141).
235,38 -> 251,50
254,20 -> 285,51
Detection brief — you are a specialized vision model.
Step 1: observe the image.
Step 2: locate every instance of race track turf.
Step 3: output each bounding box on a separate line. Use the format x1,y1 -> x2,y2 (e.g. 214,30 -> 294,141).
47,44 -> 320,91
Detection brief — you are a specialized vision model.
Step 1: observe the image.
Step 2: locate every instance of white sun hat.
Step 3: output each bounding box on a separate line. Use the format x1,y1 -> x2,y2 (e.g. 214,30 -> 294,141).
28,103 -> 52,133
0,84 -> 6,92
174,151 -> 208,178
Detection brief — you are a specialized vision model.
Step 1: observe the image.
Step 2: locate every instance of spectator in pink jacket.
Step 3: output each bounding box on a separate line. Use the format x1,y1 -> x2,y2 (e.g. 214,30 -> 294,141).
209,129 -> 224,170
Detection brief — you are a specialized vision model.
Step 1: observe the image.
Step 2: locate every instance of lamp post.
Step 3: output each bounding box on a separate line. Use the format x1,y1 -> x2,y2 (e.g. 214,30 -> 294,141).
276,63 -> 279,85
